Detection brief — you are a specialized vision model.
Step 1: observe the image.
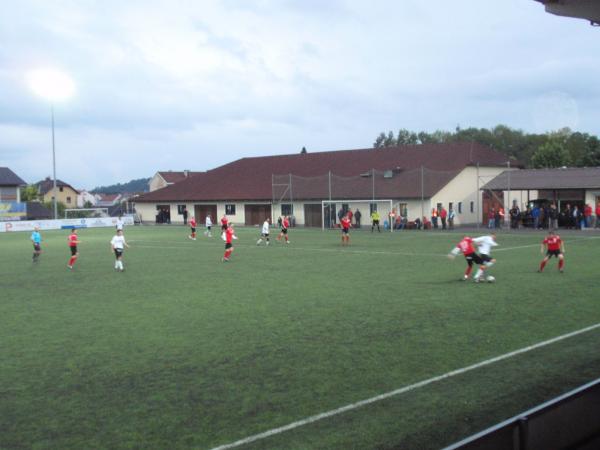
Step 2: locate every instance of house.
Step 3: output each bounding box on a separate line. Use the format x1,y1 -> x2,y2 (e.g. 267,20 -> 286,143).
77,190 -> 98,208
36,177 -> 79,207
134,143 -> 516,227
148,170 -> 202,192
0,167 -> 27,203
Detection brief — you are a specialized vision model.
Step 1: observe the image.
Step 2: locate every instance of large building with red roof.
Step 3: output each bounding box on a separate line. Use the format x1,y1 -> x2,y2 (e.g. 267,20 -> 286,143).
134,143 -> 515,227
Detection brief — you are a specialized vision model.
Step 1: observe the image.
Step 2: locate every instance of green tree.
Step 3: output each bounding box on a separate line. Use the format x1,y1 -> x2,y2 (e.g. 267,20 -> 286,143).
531,140 -> 571,168
397,128 -> 419,145
582,136 -> 600,166
20,185 -> 39,201
383,131 -> 396,147
373,132 -> 386,148
300,146 -> 307,154
42,201 -> 67,218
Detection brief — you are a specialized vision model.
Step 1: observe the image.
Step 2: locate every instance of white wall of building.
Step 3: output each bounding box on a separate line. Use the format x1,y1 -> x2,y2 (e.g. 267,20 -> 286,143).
431,166 -> 516,225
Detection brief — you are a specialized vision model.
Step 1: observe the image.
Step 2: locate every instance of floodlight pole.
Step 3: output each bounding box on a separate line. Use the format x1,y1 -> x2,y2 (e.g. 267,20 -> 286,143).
51,104 -> 58,220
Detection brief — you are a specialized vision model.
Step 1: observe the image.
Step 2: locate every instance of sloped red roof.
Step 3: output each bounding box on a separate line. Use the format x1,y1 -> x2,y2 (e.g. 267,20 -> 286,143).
36,178 -> 79,195
136,143 -> 513,202
158,171 -> 203,183
0,167 -> 27,186
98,194 -> 120,202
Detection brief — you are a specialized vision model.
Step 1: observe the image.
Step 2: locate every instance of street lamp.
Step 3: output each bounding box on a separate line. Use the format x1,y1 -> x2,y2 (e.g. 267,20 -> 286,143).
27,68 -> 75,219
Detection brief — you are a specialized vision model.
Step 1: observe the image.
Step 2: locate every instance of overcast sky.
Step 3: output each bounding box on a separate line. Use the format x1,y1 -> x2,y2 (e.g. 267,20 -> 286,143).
1,0 -> 599,189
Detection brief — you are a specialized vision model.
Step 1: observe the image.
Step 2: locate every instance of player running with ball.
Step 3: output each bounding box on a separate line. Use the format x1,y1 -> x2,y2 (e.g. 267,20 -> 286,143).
448,235 -> 487,282
472,233 -> 498,282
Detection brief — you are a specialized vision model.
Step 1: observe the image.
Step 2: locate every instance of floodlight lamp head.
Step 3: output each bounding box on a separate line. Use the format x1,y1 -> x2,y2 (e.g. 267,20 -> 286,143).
27,68 -> 75,102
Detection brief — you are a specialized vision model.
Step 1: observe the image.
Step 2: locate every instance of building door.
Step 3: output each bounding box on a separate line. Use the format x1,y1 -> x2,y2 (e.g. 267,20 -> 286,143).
156,204 -> 171,223
482,190 -> 504,226
194,204 -> 217,225
304,204 -> 322,227
244,204 -> 271,226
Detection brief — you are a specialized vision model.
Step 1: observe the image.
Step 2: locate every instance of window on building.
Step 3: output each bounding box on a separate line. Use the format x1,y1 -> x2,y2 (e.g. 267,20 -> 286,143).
449,202 -> 453,211
470,201 -> 474,213
370,202 -> 378,214
177,204 -> 187,214
399,203 -> 408,217
225,204 -> 236,215
59,186 -> 64,192
66,196 -> 72,204
458,202 -> 462,214
281,204 -> 293,216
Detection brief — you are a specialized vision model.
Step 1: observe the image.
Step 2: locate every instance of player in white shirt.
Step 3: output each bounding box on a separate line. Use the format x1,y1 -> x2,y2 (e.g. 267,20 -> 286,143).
472,233 -> 498,281
115,215 -> 125,232
257,218 -> 271,246
110,229 -> 130,272
204,214 -> 213,237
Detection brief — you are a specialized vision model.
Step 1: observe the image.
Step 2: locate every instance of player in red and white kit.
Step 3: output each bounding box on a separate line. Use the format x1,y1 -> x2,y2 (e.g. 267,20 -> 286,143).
340,214 -> 351,246
67,228 -> 80,269
539,230 -> 565,273
188,217 -> 197,240
448,235 -> 486,281
277,216 -> 290,244
222,222 -> 237,262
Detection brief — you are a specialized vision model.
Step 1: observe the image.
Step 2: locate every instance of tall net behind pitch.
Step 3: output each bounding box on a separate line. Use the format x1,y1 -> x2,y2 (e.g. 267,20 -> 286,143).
64,208 -> 109,219
272,166 -> 488,227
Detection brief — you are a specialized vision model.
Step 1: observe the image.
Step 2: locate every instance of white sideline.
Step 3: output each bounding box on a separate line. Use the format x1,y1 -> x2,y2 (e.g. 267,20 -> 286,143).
209,322 -> 600,450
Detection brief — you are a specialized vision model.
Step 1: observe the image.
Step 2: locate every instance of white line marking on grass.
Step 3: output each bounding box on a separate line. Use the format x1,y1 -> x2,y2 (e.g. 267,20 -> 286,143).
209,322 -> 600,450
495,236 -> 600,252
130,242 -> 446,258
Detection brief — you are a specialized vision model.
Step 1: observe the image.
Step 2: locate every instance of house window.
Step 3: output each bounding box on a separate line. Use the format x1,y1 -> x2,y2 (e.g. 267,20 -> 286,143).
59,187 -> 64,192
66,196 -> 72,204
177,204 -> 187,214
449,202 -> 453,211
225,204 -> 236,215
458,202 -> 462,214
370,202 -> 378,214
281,204 -> 293,216
470,201 -> 474,213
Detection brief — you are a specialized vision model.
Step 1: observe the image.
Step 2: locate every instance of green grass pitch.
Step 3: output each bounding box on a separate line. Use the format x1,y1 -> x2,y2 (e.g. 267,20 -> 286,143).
1,225 -> 600,449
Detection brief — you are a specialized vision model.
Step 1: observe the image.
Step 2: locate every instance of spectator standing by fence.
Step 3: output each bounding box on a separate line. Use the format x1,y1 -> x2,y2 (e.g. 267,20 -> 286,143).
488,208 -> 495,229
584,204 -> 593,229
440,207 -> 448,230
448,207 -> 455,229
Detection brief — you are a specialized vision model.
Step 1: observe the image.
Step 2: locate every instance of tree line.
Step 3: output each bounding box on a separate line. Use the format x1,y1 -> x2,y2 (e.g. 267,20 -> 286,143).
373,125 -> 600,168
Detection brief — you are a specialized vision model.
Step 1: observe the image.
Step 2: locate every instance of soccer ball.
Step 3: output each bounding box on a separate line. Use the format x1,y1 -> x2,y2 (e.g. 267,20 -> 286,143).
486,275 -> 495,283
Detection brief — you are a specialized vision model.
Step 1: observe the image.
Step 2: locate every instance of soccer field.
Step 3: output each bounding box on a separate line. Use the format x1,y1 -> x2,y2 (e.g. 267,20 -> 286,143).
1,225 -> 600,450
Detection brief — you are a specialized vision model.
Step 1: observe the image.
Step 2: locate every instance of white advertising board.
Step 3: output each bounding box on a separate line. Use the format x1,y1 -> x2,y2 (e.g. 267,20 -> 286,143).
0,216 -> 134,233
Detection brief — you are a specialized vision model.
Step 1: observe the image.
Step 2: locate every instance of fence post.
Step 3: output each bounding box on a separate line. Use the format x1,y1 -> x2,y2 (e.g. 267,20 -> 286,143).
420,165 -> 425,221
476,162 -> 480,230
507,160 -> 511,229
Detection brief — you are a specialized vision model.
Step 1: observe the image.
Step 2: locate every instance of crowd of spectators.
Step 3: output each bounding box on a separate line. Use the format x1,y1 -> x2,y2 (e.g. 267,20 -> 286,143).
502,202 -> 600,230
